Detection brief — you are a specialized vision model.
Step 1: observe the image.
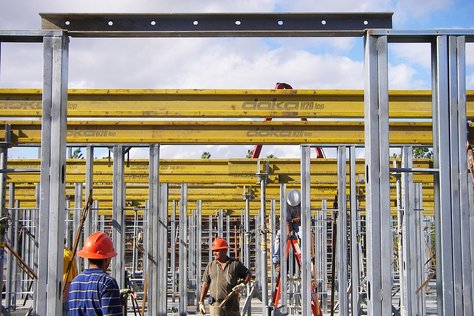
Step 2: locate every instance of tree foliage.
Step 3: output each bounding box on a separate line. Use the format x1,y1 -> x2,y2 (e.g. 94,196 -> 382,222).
72,148 -> 83,159
201,152 -> 211,159
413,147 -> 433,159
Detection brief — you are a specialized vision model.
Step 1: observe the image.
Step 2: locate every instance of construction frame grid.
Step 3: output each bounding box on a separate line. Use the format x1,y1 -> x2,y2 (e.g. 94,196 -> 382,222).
0,12 -> 473,316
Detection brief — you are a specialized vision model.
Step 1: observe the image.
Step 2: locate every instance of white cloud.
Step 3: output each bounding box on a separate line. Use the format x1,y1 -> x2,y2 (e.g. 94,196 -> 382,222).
390,43 -> 431,69
389,63 -> 427,89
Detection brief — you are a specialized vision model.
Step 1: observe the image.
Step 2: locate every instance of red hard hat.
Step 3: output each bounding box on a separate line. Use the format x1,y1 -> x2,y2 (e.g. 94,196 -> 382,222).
211,237 -> 229,251
77,232 -> 118,259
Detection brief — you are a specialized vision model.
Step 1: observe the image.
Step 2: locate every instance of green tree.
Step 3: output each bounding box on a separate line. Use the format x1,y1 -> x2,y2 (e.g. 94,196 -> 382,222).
72,148 -> 83,159
413,147 -> 433,159
201,152 -> 211,159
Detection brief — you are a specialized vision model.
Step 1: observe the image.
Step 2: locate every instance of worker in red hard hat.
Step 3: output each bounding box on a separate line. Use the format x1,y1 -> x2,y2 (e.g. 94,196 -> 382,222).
199,237 -> 252,315
68,232 -> 122,316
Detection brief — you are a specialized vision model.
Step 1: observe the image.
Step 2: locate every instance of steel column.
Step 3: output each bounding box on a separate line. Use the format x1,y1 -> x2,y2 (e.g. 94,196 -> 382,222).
36,32 -> 69,316
433,35 -> 456,315
111,145 -> 125,288
363,33 -> 391,316
337,146 -> 348,315
0,143 -> 8,313
83,146 -> 94,250
279,183 -> 288,310
147,144 -> 160,315
178,184 -> 188,315
349,146 -> 360,316
158,182 -> 168,313
257,160 -> 269,314
301,145 -> 312,315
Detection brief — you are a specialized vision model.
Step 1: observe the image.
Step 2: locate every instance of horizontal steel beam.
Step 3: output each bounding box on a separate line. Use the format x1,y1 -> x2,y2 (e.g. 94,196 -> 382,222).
40,13 -> 392,37
1,120 -> 457,145
1,89 -> 473,118
0,30 -> 63,42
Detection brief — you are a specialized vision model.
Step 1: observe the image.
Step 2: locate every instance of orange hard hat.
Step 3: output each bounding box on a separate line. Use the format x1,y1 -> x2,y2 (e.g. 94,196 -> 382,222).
211,237 -> 229,251
77,232 -> 118,259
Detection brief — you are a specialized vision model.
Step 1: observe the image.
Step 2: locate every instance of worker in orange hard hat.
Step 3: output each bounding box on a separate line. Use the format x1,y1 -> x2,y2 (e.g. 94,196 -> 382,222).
199,237 -> 252,315
68,232 -> 122,316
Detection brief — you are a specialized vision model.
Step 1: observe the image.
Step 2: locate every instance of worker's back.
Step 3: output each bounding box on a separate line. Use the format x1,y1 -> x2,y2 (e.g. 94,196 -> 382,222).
68,268 -> 122,316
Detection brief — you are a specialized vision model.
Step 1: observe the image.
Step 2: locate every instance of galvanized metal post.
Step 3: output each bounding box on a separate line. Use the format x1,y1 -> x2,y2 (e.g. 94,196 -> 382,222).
349,146 -> 360,316
111,146 -> 125,288
337,146 -> 348,316
270,199 -> 276,296
36,32 -> 69,316
196,200 -> 202,312
321,200 -> 328,312
83,146 -> 94,244
279,183 -> 288,310
147,144 -> 158,314
414,183 -> 426,315
178,184 -> 188,315
301,145 -> 312,315
451,36 -> 473,316
158,182 -> 168,313
364,33 -> 391,316
433,35 -> 456,315
400,146 -> 417,315
257,160 -> 269,314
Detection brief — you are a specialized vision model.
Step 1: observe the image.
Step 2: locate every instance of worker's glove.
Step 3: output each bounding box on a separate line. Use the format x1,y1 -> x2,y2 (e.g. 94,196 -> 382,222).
232,283 -> 246,292
198,301 -> 206,315
120,289 -> 132,304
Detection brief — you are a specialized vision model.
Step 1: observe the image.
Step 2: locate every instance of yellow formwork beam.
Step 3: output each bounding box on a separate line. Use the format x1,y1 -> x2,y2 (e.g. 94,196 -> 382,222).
0,88 -> 474,119
6,158 -> 436,184
0,120 -> 461,145
7,200 -> 435,217
9,183 -> 434,203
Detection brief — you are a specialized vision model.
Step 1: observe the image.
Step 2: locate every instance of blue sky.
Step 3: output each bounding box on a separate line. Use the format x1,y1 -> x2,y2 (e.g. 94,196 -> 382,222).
0,0 -> 473,159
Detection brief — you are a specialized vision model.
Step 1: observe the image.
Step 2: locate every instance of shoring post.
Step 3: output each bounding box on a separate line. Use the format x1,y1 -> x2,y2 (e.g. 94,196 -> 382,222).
256,160 -> 270,314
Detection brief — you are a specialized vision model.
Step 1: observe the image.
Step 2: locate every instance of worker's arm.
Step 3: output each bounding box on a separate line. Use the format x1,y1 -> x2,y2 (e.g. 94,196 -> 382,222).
243,273 -> 252,285
199,282 -> 210,303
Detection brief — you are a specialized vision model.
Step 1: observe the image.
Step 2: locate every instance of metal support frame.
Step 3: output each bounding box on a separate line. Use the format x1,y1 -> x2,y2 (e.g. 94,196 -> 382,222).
83,146 -> 94,250
178,184 -> 188,315
147,144 -> 165,315
158,182 -> 168,312
256,160 -> 269,314
170,200 -> 177,303
279,183 -> 288,310
364,33 -> 392,316
337,146 -> 348,315
111,145 -> 125,288
0,137 -> 8,313
196,200 -> 202,312
35,31 -> 69,316
301,145 -> 312,315
349,146 -> 360,316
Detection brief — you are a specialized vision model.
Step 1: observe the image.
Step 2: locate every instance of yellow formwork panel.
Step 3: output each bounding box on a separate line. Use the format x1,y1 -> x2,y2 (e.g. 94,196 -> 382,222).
0,120 -> 456,145
0,88 -> 473,119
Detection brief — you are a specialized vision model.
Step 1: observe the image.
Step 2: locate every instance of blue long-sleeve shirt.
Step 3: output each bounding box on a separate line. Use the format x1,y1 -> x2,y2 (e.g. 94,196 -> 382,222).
68,268 -> 122,316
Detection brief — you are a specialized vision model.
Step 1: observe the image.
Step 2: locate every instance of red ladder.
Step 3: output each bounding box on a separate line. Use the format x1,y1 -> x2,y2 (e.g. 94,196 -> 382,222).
272,237 -> 323,316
